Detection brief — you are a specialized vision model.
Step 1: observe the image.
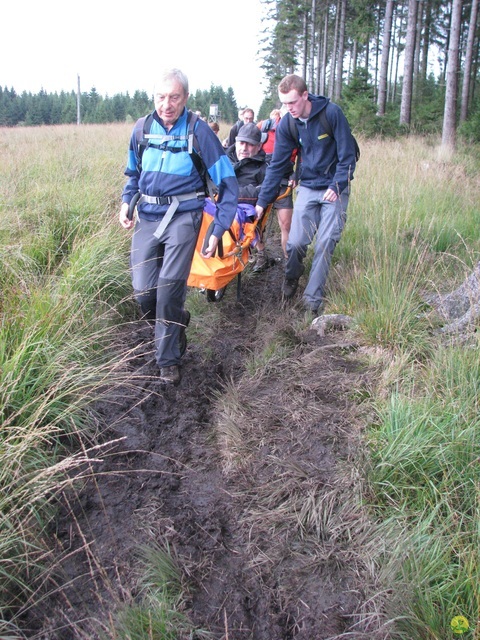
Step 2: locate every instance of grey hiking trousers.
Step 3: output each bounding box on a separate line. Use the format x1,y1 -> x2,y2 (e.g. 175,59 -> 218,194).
130,210 -> 202,367
285,185 -> 349,311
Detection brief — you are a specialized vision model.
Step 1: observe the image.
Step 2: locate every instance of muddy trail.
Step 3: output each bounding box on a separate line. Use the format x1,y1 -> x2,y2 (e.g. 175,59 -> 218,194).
21,230 -> 376,640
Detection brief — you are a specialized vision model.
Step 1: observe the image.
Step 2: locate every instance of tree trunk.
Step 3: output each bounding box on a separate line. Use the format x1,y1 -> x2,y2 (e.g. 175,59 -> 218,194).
420,0 -> 433,81
352,39 -> 358,76
441,0 -> 462,149
392,1 -> 407,103
320,12 -> 328,94
334,0 -> 347,101
400,0 -> 419,125
374,2 -> 382,97
440,1 -> 452,85
388,4 -> 399,102
365,38 -> 370,75
472,35 -> 480,104
328,0 -> 340,97
460,0 -> 479,122
414,0 -> 424,77
377,0 -> 395,115
309,0 -> 317,92
302,9 -> 309,81
316,11 -> 323,93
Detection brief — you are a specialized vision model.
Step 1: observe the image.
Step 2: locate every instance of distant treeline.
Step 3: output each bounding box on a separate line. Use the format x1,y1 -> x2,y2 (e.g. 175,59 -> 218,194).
0,85 -> 241,127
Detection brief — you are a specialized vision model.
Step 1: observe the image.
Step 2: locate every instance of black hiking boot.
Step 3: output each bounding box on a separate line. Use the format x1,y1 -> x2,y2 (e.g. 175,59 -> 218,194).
252,251 -> 269,273
282,277 -> 299,299
159,365 -> 181,386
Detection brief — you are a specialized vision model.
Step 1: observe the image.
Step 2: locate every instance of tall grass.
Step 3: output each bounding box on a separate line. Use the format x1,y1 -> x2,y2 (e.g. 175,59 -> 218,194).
0,124 -> 135,626
367,352 -> 480,638
335,227 -> 433,354
332,136 -> 480,637
0,123 -> 206,637
1,124 -> 480,638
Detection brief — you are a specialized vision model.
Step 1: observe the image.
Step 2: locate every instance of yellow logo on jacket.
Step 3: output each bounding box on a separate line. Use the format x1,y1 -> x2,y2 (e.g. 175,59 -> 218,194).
318,134 -> 329,140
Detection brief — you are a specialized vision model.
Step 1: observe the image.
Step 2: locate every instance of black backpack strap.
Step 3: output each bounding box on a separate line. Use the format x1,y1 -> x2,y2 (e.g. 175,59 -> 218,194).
186,111 -> 205,181
289,107 -> 332,142
134,110 -> 217,197
319,107 -> 360,162
288,113 -> 299,144
319,107 -> 333,138
187,110 -> 217,198
287,107 -> 333,144
136,111 -> 196,171
134,113 -> 153,172
287,115 -> 301,182
290,108 -> 359,162
261,118 -> 274,133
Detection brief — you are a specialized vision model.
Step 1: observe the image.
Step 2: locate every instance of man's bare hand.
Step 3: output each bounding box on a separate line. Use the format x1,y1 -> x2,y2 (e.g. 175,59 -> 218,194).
201,234 -> 220,258
322,188 -> 338,202
255,205 -> 265,220
119,202 -> 134,229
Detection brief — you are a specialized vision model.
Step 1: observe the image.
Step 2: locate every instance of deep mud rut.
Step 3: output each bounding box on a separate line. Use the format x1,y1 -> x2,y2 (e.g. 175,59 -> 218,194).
22,228 -> 376,640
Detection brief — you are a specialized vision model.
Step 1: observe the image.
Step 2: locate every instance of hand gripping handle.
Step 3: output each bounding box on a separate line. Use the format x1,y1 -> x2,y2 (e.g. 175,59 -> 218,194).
202,220 -> 223,258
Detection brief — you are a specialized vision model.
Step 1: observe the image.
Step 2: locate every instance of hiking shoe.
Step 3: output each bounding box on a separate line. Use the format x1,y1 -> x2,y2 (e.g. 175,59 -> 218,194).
282,277 -> 299,299
178,310 -> 190,357
252,252 -> 269,273
159,365 -> 181,385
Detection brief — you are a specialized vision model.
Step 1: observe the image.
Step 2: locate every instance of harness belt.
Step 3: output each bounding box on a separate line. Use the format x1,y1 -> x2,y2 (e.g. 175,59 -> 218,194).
138,191 -> 206,206
137,191 -> 206,240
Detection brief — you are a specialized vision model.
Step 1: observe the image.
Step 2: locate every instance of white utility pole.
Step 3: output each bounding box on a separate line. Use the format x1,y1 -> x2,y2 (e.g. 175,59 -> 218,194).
77,74 -> 81,125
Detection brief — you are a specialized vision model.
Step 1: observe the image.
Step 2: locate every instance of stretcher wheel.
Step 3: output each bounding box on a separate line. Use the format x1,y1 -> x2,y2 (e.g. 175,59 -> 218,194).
206,286 -> 227,302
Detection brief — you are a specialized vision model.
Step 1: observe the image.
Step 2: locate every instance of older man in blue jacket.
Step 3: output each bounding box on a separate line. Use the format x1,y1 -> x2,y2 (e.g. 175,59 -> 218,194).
255,74 -> 357,315
119,68 -> 238,385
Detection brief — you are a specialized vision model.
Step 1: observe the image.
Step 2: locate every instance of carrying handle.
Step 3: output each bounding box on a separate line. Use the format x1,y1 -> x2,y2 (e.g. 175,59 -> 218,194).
202,220 -> 223,258
127,191 -> 141,221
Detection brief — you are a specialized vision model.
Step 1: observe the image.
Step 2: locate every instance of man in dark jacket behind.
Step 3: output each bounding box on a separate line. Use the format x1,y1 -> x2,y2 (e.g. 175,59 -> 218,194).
255,74 -> 357,314
224,107 -> 255,148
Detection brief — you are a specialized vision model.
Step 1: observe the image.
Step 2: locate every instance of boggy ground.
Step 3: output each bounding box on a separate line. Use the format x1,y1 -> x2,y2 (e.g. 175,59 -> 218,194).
22,231 -> 379,640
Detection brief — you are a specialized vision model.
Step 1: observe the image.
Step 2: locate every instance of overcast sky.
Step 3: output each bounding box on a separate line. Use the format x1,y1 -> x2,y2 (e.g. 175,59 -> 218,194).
2,0 -> 269,116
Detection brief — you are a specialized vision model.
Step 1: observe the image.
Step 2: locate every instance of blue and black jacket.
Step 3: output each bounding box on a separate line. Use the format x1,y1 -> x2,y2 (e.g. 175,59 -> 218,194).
122,108 -> 238,239
257,95 -> 356,210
